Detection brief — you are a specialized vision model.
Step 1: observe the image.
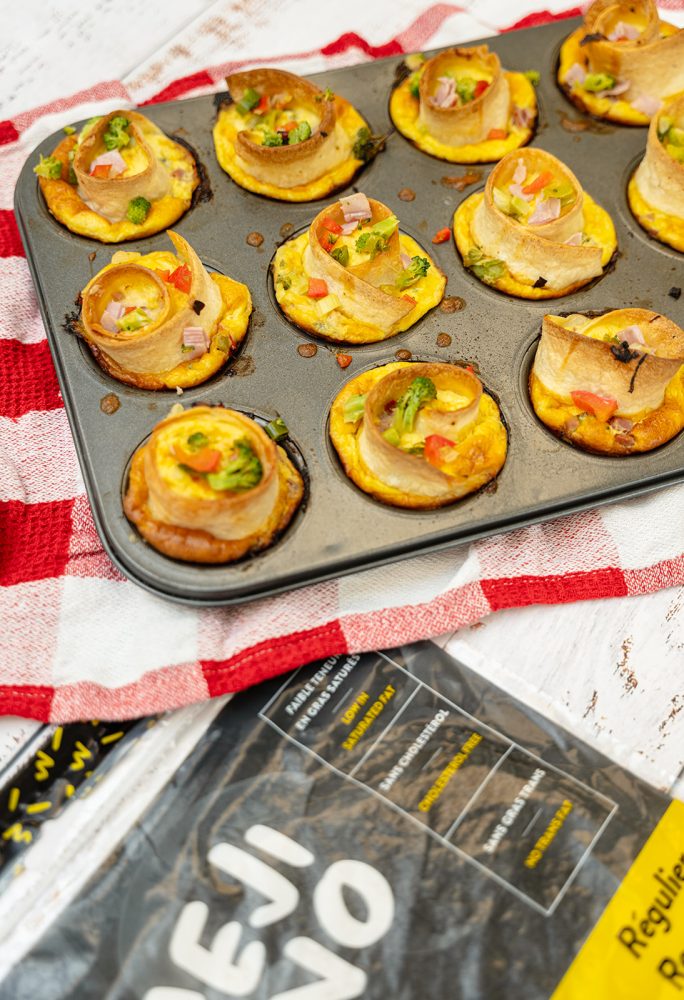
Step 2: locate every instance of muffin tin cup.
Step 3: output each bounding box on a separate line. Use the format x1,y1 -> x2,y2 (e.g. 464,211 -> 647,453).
14,17 -> 684,606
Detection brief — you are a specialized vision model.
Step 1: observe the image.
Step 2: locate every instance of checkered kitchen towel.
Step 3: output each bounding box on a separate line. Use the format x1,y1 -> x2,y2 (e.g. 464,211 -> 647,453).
1,1 -> 683,722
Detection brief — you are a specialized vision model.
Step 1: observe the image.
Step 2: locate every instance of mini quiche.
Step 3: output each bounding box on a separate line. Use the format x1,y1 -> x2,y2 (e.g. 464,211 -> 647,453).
628,93 -> 684,252
33,110 -> 199,242
558,0 -> 684,125
330,361 -> 507,508
389,45 -> 537,164
273,192 -> 445,344
530,309 -> 684,455
453,147 -> 617,299
78,230 -> 251,391
213,68 -> 372,201
124,405 -> 303,563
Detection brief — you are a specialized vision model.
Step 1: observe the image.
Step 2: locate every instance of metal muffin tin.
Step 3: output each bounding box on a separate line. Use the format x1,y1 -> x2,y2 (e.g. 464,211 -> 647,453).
15,18 -> 684,607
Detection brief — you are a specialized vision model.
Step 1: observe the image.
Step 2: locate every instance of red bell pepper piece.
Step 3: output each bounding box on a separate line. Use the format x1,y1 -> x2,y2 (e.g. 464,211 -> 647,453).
474,80 -> 489,98
175,447 -> 222,473
487,128 -> 507,140
165,264 -> 192,294
522,170 -> 554,195
432,227 -> 451,244
424,434 -> 456,467
91,164 -> 111,179
336,353 -> 352,369
307,278 -> 328,298
321,216 -> 342,235
570,390 -> 618,422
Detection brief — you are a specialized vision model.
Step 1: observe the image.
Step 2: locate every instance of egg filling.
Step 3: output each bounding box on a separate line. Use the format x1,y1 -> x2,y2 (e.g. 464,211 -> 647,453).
213,68 -> 370,201
530,309 -> 684,454
274,193 -> 445,343
453,148 -> 617,299
557,0 -> 684,125
33,110 -> 199,242
629,94 -> 684,252
79,231 -> 251,390
389,46 -> 536,163
330,361 -> 507,508
124,405 -> 304,563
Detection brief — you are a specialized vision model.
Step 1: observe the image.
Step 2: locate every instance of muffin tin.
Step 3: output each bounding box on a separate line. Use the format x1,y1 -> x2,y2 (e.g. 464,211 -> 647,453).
14,17 -> 684,607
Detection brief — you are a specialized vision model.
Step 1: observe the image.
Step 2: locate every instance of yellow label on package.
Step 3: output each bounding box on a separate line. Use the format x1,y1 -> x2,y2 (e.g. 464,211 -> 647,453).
553,800 -> 684,998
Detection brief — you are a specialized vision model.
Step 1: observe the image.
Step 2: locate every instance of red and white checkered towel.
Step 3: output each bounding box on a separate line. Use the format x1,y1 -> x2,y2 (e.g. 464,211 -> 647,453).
1,2 -> 683,722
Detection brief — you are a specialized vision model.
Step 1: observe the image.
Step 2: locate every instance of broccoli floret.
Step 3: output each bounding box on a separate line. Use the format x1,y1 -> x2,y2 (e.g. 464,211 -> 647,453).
103,116 -> 130,150
288,121 -> 312,145
355,215 -> 399,260
352,126 -> 386,162
396,256 -> 431,289
33,155 -> 63,180
455,76 -> 477,103
207,439 -> 263,492
262,130 -> 284,147
393,377 -> 437,434
126,197 -> 151,225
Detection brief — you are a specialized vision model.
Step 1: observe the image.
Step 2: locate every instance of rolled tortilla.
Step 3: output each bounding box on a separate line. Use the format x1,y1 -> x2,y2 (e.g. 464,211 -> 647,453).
417,46 -> 510,147
632,93 -> 684,219
358,363 -> 485,499
81,231 -> 222,375
227,68 -> 351,188
74,110 -> 171,222
533,309 -> 684,418
303,197 -> 414,333
470,148 -> 604,291
582,0 -> 684,103
142,406 -> 280,542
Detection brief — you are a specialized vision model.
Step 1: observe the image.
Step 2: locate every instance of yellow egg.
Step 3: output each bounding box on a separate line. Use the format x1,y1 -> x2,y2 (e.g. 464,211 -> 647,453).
329,361 -> 508,508
82,248 -> 251,391
529,367 -> 684,454
557,25 -> 679,125
213,96 -> 368,201
38,126 -> 199,243
453,192 -> 617,299
628,173 -> 684,252
273,234 -> 446,344
389,72 -> 537,163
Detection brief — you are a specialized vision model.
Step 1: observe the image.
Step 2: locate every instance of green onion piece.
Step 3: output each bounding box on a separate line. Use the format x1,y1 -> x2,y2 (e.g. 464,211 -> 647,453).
455,76 -> 477,103
523,70 -> 540,86
63,125 -> 76,135
343,394 -> 366,423
187,432 -> 209,451
265,417 -> 289,442
409,72 -> 421,99
237,88 -> 260,115
583,72 -> 616,93
33,155 -> 63,180
383,427 -> 401,446
126,196 -> 151,224
657,115 -> 672,138
331,246 -> 350,266
116,307 -> 150,332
